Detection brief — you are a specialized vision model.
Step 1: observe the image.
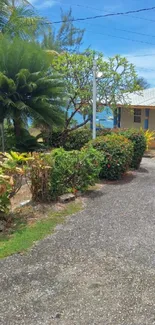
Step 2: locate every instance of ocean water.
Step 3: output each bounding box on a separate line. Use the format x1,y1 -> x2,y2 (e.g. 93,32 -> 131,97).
70,107 -> 113,129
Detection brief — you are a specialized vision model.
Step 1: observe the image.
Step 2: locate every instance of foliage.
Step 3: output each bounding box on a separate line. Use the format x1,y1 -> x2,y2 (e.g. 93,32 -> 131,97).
86,134 -> 134,180
15,128 -> 45,152
28,147 -> 102,202
140,128 -> 155,150
27,153 -> 52,202
63,129 -> 92,150
42,9 -> 85,52
52,50 -> 141,133
46,128 -> 92,150
119,129 -> 146,169
0,170 -> 11,217
0,0 -> 47,40
0,151 -> 30,218
49,147 -> 102,198
136,77 -> 150,89
0,38 -> 65,146
0,125 -> 16,151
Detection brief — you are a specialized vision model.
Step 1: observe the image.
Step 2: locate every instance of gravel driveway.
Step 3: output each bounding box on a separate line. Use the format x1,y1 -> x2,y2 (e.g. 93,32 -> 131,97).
1,158 -> 155,325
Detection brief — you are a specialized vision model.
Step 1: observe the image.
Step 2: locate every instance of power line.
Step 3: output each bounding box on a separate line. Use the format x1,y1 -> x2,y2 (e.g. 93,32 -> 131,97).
85,29 -> 155,46
128,53 -> 155,57
50,6 -> 155,24
60,2 -> 155,23
105,27 -> 155,39
78,20 -> 155,40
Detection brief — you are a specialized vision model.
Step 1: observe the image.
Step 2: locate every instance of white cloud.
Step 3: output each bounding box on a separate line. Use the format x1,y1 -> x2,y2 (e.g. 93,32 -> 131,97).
125,49 -> 155,87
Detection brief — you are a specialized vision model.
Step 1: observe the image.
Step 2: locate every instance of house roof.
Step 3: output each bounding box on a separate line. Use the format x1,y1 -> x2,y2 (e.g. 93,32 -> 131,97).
118,88 -> 155,108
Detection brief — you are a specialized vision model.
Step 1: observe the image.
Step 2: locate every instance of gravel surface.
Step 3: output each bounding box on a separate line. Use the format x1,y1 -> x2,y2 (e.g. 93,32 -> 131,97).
1,158 -> 155,325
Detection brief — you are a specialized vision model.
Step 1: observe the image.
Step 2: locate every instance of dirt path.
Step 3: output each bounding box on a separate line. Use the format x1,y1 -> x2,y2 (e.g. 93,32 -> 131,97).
1,158 -> 155,325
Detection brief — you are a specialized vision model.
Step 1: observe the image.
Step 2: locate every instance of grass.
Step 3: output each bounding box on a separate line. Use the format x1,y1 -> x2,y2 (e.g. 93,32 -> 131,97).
0,201 -> 82,259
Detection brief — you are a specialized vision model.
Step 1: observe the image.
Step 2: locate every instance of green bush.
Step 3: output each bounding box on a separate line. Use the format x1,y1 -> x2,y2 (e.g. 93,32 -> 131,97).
86,134 -> 134,180
49,147 -> 102,198
28,147 -> 102,202
119,129 -> 146,169
46,128 -> 92,150
63,129 -> 92,150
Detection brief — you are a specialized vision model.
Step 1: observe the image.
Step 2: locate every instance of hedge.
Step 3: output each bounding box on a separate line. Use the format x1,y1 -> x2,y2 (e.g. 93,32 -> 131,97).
28,147 -> 102,202
85,134 -> 134,180
119,129 -> 146,169
46,128 -> 92,151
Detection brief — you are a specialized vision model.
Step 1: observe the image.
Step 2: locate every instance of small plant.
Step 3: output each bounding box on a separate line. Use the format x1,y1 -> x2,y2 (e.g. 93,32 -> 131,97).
27,153 -> 52,202
0,170 -> 11,218
85,134 -> 133,180
0,152 -> 31,218
140,128 -> 155,151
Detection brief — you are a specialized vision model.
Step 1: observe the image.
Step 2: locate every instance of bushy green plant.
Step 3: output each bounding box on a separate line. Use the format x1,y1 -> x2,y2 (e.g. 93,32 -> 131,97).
28,147 -> 102,202
0,170 -> 11,219
119,129 -> 146,169
86,134 -> 133,180
140,128 -> 155,151
15,129 -> 45,153
0,151 -> 29,219
63,129 -> 92,150
47,128 -> 92,150
49,147 -> 102,198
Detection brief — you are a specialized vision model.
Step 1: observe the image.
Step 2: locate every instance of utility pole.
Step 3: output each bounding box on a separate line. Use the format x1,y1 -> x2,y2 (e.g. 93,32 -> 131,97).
93,59 -> 97,139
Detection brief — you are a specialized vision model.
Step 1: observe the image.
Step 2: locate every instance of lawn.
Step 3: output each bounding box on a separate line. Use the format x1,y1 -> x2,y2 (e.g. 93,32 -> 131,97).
0,201 -> 82,259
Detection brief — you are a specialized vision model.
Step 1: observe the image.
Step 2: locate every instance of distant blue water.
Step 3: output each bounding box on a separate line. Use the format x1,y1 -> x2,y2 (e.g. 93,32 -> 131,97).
69,107 -> 113,129
29,108 -> 113,129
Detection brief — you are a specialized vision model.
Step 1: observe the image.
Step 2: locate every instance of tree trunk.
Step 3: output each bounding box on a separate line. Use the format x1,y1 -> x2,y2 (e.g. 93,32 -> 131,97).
0,122 -> 5,152
13,119 -> 22,137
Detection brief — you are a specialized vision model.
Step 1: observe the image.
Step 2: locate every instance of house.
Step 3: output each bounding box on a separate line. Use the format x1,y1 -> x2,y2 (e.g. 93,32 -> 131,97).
114,88 -> 155,131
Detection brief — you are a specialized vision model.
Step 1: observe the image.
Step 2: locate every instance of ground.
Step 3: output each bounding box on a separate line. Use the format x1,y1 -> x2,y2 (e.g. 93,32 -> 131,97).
0,158 -> 155,325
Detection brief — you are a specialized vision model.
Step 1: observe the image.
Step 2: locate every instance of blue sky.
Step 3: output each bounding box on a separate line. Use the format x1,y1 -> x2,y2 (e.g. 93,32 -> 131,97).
30,0 -> 155,86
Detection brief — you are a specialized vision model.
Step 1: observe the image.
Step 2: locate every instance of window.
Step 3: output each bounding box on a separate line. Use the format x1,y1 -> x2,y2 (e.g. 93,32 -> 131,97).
134,109 -> 141,123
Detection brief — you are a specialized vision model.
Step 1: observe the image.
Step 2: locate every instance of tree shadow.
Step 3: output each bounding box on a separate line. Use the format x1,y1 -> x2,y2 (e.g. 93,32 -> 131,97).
83,189 -> 106,199
102,172 -> 137,186
137,167 -> 149,174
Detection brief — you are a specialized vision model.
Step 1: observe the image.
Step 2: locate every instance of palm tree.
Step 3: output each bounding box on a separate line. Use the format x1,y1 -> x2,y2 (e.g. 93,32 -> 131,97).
0,0 -> 47,39
0,38 -> 65,150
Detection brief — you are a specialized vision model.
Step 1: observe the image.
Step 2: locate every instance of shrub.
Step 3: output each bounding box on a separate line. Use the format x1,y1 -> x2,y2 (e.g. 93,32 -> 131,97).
63,129 -> 92,150
142,129 -> 155,151
0,152 -> 29,219
0,170 -> 11,219
49,147 -> 102,198
85,134 -> 133,180
119,129 -> 146,169
46,128 -> 92,150
27,153 -> 52,202
28,147 -> 102,202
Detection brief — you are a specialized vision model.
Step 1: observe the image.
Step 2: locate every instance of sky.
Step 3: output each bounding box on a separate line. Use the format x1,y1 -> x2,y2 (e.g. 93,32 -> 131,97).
30,0 -> 155,87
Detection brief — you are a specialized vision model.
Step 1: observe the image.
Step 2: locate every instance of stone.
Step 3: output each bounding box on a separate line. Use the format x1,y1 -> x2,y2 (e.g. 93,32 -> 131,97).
19,200 -> 31,207
58,193 -> 75,203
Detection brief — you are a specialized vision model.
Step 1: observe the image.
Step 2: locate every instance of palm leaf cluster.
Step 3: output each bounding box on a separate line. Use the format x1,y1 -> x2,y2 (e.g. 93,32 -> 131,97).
0,38 -> 65,150
0,0 -> 47,39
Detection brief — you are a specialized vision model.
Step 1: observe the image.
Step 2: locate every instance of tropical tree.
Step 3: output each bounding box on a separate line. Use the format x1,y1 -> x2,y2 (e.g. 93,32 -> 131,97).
42,9 -> 85,52
52,50 -> 141,137
0,0 -> 47,39
0,37 -> 65,150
